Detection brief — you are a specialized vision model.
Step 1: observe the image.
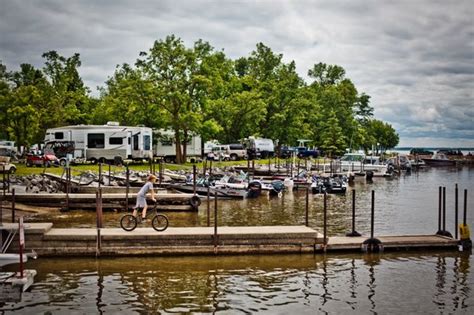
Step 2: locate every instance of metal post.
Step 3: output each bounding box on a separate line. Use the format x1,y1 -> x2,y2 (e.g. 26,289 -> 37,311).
362,191 -> 382,254
207,161 -> 213,227
370,190 -> 375,239
193,165 -> 197,196
7,170 -> 10,193
464,189 -> 468,225
455,183 -> 458,239
159,159 -> 163,186
438,186 -> 442,232
98,163 -> 102,189
125,165 -> 129,211
11,188 -> 15,223
323,192 -> 327,249
2,165 -> 5,196
214,191 -> 218,248
96,188 -> 103,229
247,158 -> 250,176
18,217 -> 24,278
443,186 -> 446,232
96,189 -> 103,256
346,189 -> 361,236
108,164 -> 111,186
65,167 -> 70,211
305,186 -> 309,226
252,160 -> 255,180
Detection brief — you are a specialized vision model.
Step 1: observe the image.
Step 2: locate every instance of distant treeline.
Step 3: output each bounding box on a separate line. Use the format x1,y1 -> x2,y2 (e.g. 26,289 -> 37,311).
0,35 -> 399,163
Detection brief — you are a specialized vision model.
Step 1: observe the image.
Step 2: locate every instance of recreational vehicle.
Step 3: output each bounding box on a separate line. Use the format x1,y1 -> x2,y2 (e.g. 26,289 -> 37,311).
246,137 -> 275,159
154,129 -> 201,163
44,122 -> 153,165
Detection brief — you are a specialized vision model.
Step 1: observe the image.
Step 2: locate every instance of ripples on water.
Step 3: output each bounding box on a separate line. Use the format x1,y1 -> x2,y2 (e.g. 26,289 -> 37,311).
1,253 -> 473,314
2,167 -> 473,313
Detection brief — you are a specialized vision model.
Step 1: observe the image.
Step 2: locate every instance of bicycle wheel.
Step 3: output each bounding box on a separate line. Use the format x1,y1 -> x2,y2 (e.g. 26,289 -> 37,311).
152,214 -> 169,232
120,214 -> 138,231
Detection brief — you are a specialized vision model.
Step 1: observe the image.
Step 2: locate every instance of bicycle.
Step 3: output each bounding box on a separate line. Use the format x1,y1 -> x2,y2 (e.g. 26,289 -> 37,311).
120,202 -> 169,232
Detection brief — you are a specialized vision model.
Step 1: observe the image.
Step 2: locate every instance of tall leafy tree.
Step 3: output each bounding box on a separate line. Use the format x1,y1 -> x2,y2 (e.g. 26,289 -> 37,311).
136,35 -> 219,163
95,64 -> 163,127
320,110 -> 346,157
42,51 -> 92,126
363,119 -> 399,154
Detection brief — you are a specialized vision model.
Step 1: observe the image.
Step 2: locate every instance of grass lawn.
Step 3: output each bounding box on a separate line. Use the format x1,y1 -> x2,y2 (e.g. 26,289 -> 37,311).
11,159 -> 261,177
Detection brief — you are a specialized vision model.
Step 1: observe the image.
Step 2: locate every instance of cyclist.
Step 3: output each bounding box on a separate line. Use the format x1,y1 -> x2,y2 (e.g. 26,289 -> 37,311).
132,174 -> 157,221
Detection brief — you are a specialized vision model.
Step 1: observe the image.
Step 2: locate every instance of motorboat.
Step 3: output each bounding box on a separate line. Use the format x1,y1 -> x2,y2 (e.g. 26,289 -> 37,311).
422,152 -> 456,167
327,153 -> 393,177
311,174 -> 348,194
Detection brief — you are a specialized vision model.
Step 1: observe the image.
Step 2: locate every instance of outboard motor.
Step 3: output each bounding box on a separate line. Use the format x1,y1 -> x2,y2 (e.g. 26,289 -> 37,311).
269,180 -> 285,197
247,180 -> 263,198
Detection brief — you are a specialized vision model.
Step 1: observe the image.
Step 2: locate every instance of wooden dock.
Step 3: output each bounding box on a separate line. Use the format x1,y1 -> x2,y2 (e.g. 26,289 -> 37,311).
3,223 -> 462,257
3,192 -> 201,211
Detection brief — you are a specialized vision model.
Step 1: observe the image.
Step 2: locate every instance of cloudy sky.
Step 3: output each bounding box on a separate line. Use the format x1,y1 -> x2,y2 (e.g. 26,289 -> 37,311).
1,0 -> 473,148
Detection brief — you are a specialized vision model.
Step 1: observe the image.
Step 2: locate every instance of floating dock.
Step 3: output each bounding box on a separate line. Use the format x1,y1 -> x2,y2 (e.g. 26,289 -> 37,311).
3,192 -> 201,211
3,223 -> 461,257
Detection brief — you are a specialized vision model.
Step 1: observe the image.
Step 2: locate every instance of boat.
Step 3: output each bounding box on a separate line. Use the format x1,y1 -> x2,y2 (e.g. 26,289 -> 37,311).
422,152 -> 456,167
311,174 -> 348,194
330,153 -> 394,178
0,252 -> 37,268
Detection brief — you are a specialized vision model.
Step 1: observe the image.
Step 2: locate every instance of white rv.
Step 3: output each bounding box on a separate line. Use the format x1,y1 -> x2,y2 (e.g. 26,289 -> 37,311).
154,129 -> 202,163
247,137 -> 275,158
44,122 -> 153,165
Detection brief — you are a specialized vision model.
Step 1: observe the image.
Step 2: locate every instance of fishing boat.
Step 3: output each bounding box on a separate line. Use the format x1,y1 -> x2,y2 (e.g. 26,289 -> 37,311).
311,174 -> 348,194
422,152 -> 456,167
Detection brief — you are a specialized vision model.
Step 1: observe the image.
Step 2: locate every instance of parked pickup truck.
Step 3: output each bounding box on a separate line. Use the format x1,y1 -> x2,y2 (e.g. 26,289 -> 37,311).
297,147 -> 321,158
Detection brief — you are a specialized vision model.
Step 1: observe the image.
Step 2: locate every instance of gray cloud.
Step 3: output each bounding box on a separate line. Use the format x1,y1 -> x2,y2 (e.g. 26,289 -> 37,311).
0,0 -> 473,147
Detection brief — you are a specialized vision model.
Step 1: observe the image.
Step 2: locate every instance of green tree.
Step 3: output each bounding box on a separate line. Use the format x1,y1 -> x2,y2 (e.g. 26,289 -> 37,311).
363,119 -> 399,154
137,35 -> 222,163
42,51 -> 92,126
95,64 -> 163,127
320,110 -> 346,157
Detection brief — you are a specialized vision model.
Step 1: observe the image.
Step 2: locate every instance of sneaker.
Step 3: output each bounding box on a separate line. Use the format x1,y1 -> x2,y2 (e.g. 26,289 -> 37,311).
141,218 -> 147,223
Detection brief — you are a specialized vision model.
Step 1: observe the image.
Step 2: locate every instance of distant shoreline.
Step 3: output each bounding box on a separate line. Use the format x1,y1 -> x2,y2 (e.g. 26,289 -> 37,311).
395,147 -> 474,151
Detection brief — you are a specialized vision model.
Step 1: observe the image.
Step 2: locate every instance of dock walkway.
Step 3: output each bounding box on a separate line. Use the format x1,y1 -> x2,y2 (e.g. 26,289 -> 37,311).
2,223 -> 461,257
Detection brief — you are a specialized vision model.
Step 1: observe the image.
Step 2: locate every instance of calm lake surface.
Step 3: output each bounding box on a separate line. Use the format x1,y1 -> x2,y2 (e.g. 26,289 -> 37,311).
2,166 -> 474,314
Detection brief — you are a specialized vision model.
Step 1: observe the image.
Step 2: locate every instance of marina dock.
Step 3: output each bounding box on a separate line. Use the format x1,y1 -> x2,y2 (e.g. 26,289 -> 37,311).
3,192 -> 201,211
3,223 -> 461,257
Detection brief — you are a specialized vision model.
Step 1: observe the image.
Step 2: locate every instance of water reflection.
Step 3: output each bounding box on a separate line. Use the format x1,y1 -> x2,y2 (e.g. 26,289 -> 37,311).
2,252 -> 472,313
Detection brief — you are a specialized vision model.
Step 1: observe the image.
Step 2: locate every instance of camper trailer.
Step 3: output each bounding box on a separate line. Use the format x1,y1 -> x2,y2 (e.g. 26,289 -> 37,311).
44,122 -> 153,165
154,129 -> 202,163
247,137 -> 275,159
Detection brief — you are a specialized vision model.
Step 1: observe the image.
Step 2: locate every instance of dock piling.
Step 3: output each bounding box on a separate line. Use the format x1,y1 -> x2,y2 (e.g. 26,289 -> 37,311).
11,188 -> 15,223
214,191 -> 218,249
125,165 -> 129,212
460,189 -> 472,250
193,165 -> 197,196
323,192 -> 327,251
437,187 -> 453,237
455,184 -> 459,239
362,190 -> 383,252
346,189 -> 361,237
305,186 -> 309,226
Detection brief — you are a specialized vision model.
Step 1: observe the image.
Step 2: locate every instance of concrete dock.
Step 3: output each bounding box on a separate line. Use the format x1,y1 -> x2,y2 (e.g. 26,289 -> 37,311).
2,223 -> 461,257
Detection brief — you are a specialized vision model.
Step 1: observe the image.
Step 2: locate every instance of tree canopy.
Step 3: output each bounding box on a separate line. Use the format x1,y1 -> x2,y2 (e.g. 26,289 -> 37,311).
0,36 -> 399,161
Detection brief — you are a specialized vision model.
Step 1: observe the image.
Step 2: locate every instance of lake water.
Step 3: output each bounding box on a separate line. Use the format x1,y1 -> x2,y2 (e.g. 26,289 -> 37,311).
1,166 -> 474,313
